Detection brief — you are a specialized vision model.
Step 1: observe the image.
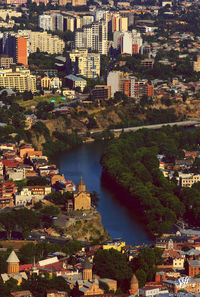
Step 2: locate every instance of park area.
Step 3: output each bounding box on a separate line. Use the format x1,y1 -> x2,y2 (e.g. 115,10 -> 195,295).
18,95 -> 67,109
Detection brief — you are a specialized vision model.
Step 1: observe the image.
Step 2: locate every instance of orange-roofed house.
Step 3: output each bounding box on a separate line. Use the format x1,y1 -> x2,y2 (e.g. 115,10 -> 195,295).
20,146 -> 34,158
27,151 -> 43,158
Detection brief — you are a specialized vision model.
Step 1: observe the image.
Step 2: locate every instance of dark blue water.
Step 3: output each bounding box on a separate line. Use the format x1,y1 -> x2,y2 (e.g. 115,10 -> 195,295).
55,141 -> 151,246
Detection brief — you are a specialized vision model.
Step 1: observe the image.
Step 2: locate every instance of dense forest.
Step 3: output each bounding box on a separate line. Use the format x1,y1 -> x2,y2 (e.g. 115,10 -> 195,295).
101,126 -> 200,236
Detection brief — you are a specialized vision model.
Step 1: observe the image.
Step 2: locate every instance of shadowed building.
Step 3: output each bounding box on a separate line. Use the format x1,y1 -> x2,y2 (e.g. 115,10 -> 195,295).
82,258 -> 93,281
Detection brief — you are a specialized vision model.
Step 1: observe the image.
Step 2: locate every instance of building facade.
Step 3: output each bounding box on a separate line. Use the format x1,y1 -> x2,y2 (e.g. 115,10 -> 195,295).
0,68 -> 36,93
70,49 -> 100,78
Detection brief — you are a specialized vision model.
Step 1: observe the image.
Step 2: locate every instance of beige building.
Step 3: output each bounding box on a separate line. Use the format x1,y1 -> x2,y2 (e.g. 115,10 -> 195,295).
29,31 -> 65,54
72,0 -> 86,6
0,9 -> 22,21
58,0 -> 71,5
179,173 -> 200,187
17,30 -> 65,54
0,55 -> 13,68
173,258 -> 185,269
64,16 -> 75,32
193,55 -> 200,72
120,17 -> 128,31
0,68 -> 36,93
41,76 -> 51,89
70,49 -> 100,78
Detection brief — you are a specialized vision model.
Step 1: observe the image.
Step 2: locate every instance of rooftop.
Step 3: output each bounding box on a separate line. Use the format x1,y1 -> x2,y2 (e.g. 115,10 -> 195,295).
7,250 -> 20,263
65,74 -> 86,82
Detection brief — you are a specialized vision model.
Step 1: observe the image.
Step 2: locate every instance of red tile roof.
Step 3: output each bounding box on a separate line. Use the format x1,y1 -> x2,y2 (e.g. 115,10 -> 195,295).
2,160 -> 19,167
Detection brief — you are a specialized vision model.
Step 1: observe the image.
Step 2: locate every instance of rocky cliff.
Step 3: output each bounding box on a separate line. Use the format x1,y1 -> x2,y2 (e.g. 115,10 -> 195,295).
54,210 -> 110,242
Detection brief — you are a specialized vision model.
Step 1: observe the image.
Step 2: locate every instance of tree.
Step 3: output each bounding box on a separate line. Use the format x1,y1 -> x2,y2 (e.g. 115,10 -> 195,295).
90,191 -> 100,207
0,212 -> 16,239
130,247 -> 163,287
93,249 -> 132,292
19,242 -> 36,264
27,176 -> 49,186
135,269 -> 146,287
62,240 -> 83,255
40,205 -> 59,217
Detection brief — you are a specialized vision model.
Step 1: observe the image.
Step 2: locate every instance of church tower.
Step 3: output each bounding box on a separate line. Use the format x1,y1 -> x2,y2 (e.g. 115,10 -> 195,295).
83,258 -> 93,281
74,177 -> 91,210
7,250 -> 20,274
129,274 -> 139,295
78,177 -> 86,192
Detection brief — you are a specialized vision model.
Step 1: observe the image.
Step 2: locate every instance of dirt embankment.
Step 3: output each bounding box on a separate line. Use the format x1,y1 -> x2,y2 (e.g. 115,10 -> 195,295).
31,99 -> 200,151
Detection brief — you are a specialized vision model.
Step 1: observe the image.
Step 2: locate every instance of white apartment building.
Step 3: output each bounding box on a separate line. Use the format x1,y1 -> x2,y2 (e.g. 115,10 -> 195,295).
75,20 -> 108,55
95,10 -> 106,21
107,71 -> 124,97
39,13 -> 64,31
39,15 -> 53,31
121,32 -> 133,55
82,15 -> 94,26
113,30 -> 143,54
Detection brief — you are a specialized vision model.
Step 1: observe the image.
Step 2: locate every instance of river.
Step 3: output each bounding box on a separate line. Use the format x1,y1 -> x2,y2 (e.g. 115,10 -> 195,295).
55,141 -> 151,246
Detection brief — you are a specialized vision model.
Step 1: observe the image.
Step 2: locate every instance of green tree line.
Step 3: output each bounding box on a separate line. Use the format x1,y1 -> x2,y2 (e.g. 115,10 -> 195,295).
101,126 -> 200,236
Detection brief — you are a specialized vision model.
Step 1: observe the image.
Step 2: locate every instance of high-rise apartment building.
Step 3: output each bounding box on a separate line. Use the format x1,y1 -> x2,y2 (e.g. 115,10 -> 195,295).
113,30 -> 143,55
29,32 -> 65,54
82,15 -> 94,26
39,14 -> 64,31
95,10 -> 106,22
39,15 -> 53,31
3,34 -> 27,66
119,17 -> 128,31
107,71 -> 124,97
16,37 -> 27,66
120,32 -> 132,55
51,13 -> 64,31
75,20 -> 108,55
64,16 -> 75,32
70,49 -> 100,78
16,30 -> 65,54
0,68 -> 36,93
111,13 -> 128,32
107,72 -> 153,98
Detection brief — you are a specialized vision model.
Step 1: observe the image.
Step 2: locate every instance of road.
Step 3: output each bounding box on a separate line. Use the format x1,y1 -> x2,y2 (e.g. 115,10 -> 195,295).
110,120 -> 200,134
28,231 -> 69,245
